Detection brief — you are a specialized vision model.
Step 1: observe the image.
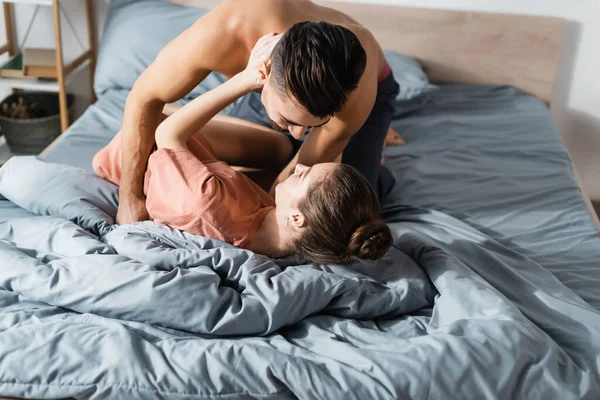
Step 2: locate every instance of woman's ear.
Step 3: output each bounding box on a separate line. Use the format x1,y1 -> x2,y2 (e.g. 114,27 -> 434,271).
289,210 -> 306,229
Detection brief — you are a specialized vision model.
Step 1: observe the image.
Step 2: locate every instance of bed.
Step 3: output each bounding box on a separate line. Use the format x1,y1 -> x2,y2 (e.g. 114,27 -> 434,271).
0,0 -> 599,399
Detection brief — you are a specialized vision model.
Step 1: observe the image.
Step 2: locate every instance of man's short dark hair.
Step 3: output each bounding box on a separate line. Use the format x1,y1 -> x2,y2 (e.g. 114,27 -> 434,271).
270,21 -> 367,119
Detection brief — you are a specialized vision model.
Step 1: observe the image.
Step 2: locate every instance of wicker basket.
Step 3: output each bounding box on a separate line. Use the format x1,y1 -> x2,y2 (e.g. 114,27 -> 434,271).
0,91 -> 74,155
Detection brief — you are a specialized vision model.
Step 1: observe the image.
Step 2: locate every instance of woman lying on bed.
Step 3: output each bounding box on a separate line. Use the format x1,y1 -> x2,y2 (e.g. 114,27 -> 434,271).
93,68 -> 392,265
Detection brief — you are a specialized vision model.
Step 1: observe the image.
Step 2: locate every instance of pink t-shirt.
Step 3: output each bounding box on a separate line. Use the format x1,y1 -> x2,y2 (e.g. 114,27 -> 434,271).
93,128 -> 274,248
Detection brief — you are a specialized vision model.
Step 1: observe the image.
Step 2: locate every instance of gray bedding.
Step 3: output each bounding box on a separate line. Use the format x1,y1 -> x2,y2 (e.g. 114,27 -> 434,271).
0,83 -> 599,399
0,1 -> 598,393
0,155 -> 599,399
385,84 -> 600,310
39,83 -> 600,308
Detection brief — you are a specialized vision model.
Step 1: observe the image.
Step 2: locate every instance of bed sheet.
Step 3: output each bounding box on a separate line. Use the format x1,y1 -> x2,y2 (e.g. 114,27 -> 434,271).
384,83 -> 600,309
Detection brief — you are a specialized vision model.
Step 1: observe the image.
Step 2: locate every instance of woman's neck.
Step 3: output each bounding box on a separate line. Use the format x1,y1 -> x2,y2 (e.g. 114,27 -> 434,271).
247,208 -> 289,258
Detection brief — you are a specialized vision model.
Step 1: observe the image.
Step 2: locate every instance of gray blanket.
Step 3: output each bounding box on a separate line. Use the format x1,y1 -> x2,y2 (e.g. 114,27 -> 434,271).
0,157 -> 599,399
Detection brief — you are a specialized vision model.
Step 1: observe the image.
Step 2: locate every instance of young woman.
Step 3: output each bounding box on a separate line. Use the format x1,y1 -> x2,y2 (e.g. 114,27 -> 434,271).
93,45 -> 393,265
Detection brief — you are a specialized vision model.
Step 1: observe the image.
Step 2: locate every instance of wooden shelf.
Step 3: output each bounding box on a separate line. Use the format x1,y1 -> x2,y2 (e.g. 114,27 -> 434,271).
1,0 -> 53,5
1,0 -> 96,132
0,58 -> 90,92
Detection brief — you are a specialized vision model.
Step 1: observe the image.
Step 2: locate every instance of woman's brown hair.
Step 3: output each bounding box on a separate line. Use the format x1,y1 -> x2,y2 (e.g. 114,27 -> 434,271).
292,164 -> 393,265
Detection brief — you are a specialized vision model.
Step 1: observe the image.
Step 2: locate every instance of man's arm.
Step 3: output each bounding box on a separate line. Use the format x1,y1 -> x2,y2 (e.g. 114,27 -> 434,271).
116,12 -> 235,224
269,69 -> 378,194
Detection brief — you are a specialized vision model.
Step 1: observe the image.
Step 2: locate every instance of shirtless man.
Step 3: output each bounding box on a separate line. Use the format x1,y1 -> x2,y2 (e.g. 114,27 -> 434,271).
116,0 -> 404,224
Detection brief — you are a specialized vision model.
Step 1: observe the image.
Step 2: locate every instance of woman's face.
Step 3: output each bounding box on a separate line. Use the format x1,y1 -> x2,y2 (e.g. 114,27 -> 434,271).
275,163 -> 337,214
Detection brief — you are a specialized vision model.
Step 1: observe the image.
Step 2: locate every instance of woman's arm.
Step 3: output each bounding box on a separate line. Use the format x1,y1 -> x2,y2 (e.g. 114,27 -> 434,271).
155,73 -> 251,149
156,33 -> 281,150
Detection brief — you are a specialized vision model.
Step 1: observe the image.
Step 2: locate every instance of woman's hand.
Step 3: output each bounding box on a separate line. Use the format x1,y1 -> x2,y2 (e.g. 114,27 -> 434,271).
241,33 -> 281,92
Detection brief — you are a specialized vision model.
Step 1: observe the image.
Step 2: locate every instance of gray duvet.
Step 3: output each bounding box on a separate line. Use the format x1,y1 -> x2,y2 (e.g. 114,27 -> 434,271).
0,156 -> 599,399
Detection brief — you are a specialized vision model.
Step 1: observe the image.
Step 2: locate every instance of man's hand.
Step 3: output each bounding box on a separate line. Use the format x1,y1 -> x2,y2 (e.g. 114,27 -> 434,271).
241,33 -> 281,92
115,194 -> 150,225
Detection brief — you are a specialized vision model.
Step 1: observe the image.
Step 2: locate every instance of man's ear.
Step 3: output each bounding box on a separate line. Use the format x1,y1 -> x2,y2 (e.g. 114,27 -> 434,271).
289,210 -> 306,229
260,59 -> 272,78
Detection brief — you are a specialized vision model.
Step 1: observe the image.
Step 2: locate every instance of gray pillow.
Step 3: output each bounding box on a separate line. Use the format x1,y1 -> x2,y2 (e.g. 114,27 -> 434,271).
95,0 -> 211,96
0,157 -> 118,237
383,49 -> 438,101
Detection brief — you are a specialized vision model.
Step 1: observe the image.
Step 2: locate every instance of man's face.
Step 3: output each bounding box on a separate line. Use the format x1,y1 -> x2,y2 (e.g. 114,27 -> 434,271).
260,76 -> 331,140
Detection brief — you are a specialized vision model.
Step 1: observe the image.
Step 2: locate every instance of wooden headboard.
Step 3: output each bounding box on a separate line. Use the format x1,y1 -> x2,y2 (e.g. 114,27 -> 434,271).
170,0 -> 565,104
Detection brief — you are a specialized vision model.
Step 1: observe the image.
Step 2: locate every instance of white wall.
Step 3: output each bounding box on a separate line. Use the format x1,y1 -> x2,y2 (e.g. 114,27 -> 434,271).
1,0 -> 599,200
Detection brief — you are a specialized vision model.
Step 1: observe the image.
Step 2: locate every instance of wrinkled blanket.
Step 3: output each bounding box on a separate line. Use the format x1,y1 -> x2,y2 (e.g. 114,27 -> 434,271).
0,157 -> 598,399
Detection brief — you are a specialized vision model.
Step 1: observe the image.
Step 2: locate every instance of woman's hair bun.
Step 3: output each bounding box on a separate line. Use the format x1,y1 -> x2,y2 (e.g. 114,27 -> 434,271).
347,219 -> 393,260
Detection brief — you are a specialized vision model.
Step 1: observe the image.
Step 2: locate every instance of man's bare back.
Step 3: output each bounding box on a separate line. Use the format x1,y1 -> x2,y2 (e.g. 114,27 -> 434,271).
116,0 -> 396,224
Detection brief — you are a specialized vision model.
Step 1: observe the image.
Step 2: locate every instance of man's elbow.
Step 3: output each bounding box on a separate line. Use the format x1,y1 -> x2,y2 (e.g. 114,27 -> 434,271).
126,82 -> 164,111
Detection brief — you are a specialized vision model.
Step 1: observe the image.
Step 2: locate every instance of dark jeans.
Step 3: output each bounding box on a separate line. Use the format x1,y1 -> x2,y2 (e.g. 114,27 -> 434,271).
228,72 -> 399,199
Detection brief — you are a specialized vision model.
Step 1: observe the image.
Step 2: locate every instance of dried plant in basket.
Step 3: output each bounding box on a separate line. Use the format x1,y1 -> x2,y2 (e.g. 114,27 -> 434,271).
1,96 -> 47,119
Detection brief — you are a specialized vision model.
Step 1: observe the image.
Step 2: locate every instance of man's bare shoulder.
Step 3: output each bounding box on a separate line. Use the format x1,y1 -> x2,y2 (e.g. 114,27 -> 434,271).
184,0 -> 289,44
210,0 -> 290,19
178,2 -> 252,74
